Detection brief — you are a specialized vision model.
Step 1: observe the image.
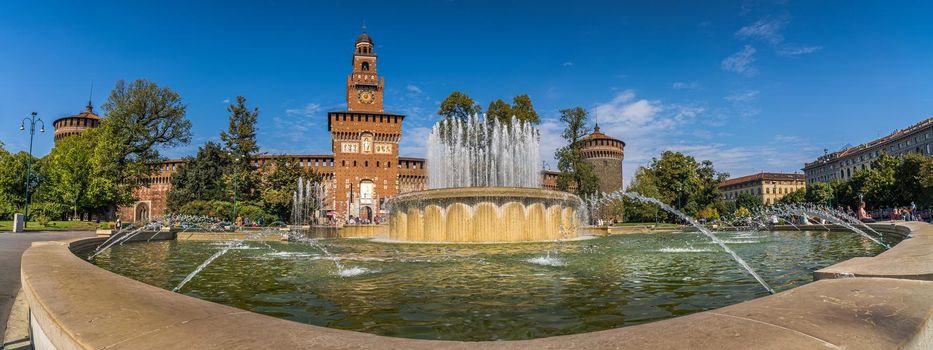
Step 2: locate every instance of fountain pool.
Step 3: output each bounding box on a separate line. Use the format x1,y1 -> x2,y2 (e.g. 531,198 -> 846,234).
83,230 -> 901,341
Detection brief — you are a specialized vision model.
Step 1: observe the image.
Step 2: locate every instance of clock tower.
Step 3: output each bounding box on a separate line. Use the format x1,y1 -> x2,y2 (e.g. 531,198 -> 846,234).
329,29 -> 404,224
346,30 -> 384,112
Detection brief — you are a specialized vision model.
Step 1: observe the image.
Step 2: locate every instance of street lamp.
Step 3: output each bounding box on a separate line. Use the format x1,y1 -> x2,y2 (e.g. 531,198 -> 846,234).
19,112 -> 44,221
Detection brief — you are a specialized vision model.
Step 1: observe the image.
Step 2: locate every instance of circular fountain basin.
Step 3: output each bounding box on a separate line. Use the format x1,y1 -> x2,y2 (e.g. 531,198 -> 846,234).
387,187 -> 584,243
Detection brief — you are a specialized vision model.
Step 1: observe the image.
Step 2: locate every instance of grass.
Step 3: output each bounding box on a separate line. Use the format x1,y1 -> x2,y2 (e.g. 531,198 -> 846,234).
0,220 -> 112,231
612,222 -> 680,228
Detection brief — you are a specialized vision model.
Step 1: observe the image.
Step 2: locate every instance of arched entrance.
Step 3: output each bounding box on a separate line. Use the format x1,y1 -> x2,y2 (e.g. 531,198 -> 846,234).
359,206 -> 373,222
135,202 -> 150,222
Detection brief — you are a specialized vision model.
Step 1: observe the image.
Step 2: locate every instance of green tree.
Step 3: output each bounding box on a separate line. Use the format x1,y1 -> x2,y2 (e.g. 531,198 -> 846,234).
919,157 -> 933,208
895,153 -> 933,207
486,99 -> 512,124
166,142 -> 231,210
43,132 -> 96,219
735,192 -> 763,210
805,182 -> 834,205
259,157 -> 320,221
777,187 -> 806,204
220,96 -> 262,202
650,151 -> 700,214
0,149 -> 41,219
861,153 -> 899,207
438,91 -> 482,121
510,94 -> 539,124
97,79 -> 193,209
555,107 -> 599,197
623,167 -> 666,222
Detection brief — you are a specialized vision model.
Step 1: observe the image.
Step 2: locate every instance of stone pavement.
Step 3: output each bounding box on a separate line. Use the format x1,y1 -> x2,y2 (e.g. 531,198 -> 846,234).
0,231 -> 93,347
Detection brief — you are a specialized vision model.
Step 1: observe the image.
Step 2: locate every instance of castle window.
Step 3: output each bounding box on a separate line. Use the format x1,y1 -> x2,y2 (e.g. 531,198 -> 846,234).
376,161 -> 380,167
387,161 -> 391,168
342,160 -> 346,167
362,62 -> 370,71
365,161 -> 369,167
353,160 -> 357,167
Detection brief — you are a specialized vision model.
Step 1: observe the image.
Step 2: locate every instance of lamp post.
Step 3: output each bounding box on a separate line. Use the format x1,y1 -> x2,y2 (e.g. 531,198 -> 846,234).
19,112 -> 45,221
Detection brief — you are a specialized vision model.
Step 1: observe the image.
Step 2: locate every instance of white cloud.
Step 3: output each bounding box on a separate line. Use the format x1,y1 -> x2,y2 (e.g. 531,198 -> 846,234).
222,98 -> 230,104
776,45 -> 822,56
724,90 -> 760,102
399,126 -> 432,157
735,17 -> 787,45
562,61 -> 574,67
406,84 -> 423,94
285,103 -> 322,118
672,81 -> 700,90
721,45 -> 758,76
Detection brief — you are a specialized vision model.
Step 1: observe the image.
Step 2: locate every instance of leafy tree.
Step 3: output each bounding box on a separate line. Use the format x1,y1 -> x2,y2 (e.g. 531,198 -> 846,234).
696,206 -> 720,221
735,207 -> 751,218
510,94 -> 539,124
43,131 -> 96,219
650,151 -> 700,214
97,79 -> 192,208
486,99 -> 512,124
861,153 -> 898,207
259,157 -> 320,221
777,187 -> 806,204
220,96 -> 262,202
438,91 -> 482,121
167,142 -> 231,210
623,167 -> 666,222
895,153 -> 933,207
695,160 -> 727,213
0,149 -> 41,219
555,107 -> 599,197
805,182 -> 834,205
735,192 -> 763,210
919,157 -> 933,208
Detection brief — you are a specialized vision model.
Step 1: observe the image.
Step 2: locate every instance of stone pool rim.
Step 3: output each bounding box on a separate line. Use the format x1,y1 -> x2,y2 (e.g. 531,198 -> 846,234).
21,222 -> 933,349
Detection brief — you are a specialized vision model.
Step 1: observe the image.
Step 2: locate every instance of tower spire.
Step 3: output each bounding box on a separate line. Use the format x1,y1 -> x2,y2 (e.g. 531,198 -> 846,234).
86,81 -> 94,113
593,104 -> 600,131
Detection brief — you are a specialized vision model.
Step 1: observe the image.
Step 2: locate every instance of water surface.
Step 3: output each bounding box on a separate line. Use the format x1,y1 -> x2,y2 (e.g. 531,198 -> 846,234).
86,230 -> 900,341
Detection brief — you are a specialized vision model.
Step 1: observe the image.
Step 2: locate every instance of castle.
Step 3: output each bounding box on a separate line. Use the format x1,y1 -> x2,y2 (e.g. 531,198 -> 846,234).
53,31 -> 625,223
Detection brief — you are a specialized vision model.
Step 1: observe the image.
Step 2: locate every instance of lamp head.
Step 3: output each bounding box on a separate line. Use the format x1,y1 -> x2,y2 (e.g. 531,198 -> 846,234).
40,127 -> 45,133
19,124 -> 25,131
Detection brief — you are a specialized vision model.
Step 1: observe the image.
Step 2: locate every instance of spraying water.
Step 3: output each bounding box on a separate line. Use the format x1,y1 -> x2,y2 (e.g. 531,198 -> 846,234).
427,115 -> 540,189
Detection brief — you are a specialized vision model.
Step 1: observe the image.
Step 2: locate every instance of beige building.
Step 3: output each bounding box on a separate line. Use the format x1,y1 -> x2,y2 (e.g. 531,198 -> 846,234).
720,172 -> 806,206
803,117 -> 933,184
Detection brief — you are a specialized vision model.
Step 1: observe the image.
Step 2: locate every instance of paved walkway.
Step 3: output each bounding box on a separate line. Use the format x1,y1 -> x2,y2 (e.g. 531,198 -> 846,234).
0,231 -> 93,347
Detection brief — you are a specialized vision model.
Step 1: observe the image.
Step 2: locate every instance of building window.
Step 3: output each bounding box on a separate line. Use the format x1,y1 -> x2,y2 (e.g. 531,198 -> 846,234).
362,62 -> 370,71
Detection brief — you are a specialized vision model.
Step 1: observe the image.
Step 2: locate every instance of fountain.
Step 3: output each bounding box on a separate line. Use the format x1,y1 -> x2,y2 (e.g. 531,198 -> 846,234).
387,115 -> 585,243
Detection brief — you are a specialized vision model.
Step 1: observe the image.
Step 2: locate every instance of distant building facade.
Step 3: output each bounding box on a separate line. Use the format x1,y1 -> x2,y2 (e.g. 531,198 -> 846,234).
803,118 -> 933,184
54,30 -> 626,223
720,172 -> 806,205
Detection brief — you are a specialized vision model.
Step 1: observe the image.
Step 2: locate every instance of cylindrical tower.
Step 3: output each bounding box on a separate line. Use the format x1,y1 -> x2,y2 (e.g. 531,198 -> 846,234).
53,102 -> 101,143
580,125 -> 625,194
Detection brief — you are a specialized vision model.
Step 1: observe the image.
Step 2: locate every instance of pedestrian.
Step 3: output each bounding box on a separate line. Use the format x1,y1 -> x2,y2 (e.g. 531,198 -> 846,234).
858,202 -> 875,223
114,218 -> 122,230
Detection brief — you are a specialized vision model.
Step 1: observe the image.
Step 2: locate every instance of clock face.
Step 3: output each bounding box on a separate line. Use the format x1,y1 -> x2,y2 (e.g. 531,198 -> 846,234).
357,89 -> 376,104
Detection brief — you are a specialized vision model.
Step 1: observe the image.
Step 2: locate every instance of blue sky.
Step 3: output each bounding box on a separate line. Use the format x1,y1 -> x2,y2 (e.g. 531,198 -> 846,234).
2,1 -> 932,185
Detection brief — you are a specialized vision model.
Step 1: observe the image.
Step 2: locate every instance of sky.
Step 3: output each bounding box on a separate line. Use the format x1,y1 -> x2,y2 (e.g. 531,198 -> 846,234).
2,0 -> 932,186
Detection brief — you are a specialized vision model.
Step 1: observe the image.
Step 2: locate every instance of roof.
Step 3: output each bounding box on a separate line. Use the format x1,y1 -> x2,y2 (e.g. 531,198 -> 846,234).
719,172 -> 805,188
53,104 -> 101,124
804,117 -> 933,169
583,125 -> 626,146
356,32 -> 372,44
